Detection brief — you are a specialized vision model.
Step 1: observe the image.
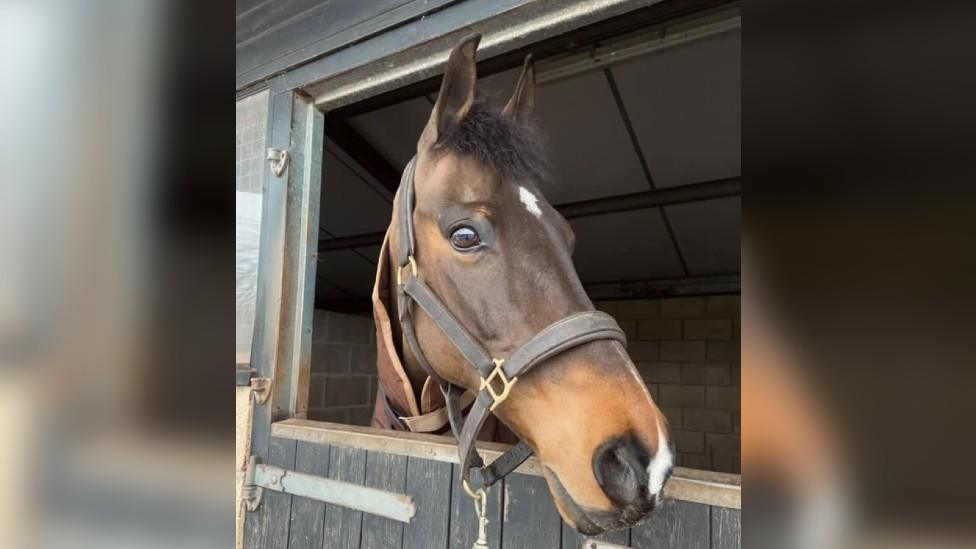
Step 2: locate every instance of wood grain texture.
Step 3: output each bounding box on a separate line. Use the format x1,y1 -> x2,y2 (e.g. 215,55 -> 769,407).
402,458 -> 452,549
272,420 -> 739,509
501,473 -> 561,549
631,499 -> 709,549
449,464 -> 502,549
710,507 -> 740,549
361,451 -> 408,549
322,446 -> 368,549
246,437 -> 298,549
287,442 -> 331,549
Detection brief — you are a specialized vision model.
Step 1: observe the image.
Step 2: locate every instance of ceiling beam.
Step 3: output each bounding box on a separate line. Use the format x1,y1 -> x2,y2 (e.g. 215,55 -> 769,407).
325,117 -> 401,194
318,176 -> 740,252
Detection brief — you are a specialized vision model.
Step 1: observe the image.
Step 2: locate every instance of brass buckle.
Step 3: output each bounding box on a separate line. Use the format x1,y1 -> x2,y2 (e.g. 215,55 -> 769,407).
396,255 -> 418,286
480,359 -> 517,411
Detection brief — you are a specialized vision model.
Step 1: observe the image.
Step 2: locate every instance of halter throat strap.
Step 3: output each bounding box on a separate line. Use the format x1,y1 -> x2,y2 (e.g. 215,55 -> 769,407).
393,155 -> 627,490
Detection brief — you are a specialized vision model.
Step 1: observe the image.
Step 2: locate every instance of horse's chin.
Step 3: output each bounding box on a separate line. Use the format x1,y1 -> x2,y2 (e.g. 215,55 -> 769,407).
541,465 -> 656,536
542,466 -> 606,535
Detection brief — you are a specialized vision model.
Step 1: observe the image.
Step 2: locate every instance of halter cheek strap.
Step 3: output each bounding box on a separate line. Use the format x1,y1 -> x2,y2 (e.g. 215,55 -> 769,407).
394,156 -> 627,491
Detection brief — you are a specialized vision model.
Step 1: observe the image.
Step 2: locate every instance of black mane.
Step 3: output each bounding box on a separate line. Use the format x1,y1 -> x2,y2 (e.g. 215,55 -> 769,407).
437,97 -> 550,186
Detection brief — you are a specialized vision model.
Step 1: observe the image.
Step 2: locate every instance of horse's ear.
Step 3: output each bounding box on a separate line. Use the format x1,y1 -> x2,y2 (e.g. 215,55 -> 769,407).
420,33 -> 480,149
502,54 -> 535,121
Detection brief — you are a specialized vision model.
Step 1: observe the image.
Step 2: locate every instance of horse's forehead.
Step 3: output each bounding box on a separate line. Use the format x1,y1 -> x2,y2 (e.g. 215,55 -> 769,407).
423,153 -> 506,204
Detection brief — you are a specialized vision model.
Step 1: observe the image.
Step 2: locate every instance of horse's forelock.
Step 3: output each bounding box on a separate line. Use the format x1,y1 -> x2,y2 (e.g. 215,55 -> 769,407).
436,97 -> 551,187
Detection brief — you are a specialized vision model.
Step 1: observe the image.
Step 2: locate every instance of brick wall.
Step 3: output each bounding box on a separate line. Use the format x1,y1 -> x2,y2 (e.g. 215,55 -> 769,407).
306,295 -> 740,473
595,296 -> 741,473
307,310 -> 379,426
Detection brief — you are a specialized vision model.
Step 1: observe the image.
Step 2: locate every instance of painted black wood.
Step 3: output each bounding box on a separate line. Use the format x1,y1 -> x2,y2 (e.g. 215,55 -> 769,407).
246,437 -> 298,549
240,439 -> 740,549
322,446 -> 368,548
709,507 -> 740,549
287,442 -> 332,549
236,0 -> 458,89
402,458 -> 452,549
449,464 -> 502,549
630,499 -> 710,549
562,522 -> 630,549
501,473 -> 561,549
237,0 -> 325,44
361,451 -> 409,549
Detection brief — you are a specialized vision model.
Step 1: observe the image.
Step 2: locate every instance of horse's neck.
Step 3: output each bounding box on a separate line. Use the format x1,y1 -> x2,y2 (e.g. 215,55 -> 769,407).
386,259 -> 428,403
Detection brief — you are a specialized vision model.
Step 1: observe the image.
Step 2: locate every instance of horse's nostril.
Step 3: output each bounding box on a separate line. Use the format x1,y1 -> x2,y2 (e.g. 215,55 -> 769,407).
592,436 -> 651,507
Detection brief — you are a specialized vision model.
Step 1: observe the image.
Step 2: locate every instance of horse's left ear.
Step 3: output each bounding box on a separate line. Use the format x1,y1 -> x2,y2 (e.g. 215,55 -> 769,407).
503,54 -> 535,120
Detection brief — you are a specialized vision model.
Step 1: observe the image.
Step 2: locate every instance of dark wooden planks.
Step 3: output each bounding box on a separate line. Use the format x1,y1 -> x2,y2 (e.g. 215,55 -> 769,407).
710,507 -> 740,549
402,458 -> 452,549
361,452 -> 409,549
237,0 -> 326,44
631,499 -> 709,549
287,442 -> 332,549
236,0 -> 458,88
322,446 -> 368,549
562,522 -> 630,549
449,464 -> 502,549
246,437 -> 299,549
501,473 -> 561,549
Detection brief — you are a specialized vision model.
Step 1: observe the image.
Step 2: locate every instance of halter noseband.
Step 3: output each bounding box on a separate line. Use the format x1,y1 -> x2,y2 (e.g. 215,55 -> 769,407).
394,156 -> 627,496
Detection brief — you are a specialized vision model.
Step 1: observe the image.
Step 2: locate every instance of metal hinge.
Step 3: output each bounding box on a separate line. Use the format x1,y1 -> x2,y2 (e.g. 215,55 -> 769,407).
267,148 -> 289,177
250,377 -> 272,405
241,455 -> 264,512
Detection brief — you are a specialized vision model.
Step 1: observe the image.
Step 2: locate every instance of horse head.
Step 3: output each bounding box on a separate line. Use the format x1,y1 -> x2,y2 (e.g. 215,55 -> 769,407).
385,34 -> 673,534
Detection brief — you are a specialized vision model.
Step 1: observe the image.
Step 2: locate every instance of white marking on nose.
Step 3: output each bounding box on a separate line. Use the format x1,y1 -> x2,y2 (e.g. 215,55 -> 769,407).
518,185 -> 542,218
646,420 -> 673,496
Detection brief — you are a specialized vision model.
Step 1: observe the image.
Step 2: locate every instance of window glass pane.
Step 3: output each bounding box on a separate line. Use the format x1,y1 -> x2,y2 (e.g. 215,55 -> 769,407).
236,90 -> 269,364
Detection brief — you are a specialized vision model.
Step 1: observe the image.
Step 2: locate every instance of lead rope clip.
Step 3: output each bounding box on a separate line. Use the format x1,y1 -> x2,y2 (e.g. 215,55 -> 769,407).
464,480 -> 490,549
471,487 -> 489,549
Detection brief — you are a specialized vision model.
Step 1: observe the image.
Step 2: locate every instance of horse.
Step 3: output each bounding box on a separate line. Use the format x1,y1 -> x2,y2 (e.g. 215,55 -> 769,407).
370,34 -> 673,535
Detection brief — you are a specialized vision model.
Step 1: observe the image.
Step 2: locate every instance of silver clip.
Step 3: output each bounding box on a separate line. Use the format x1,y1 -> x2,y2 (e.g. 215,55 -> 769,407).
472,488 -> 489,549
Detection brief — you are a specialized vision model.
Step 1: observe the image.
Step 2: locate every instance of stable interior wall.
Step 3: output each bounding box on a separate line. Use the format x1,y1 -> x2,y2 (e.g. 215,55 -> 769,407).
307,310 -> 379,425
307,294 -> 740,474
595,295 -> 741,474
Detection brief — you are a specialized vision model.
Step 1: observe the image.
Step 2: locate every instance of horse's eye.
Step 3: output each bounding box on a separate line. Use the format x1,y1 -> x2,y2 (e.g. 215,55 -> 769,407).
449,226 -> 481,250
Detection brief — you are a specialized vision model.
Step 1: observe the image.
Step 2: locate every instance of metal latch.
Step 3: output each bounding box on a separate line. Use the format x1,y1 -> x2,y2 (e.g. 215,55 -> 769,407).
267,148 -> 289,177
241,455 -> 264,511
251,377 -> 272,405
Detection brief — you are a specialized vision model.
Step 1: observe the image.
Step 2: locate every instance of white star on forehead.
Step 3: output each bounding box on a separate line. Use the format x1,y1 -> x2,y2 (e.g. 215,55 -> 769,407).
518,185 -> 542,218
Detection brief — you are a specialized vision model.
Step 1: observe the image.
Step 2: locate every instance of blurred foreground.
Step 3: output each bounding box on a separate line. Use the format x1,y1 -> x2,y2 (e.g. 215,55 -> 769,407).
0,1 -> 233,548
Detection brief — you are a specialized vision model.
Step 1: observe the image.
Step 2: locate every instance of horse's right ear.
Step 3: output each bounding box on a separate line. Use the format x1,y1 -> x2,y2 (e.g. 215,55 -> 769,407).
420,34 -> 481,150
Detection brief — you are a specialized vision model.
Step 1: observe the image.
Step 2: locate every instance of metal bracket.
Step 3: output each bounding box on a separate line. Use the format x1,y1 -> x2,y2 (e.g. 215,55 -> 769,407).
251,377 -> 272,405
242,455 -> 264,512
252,462 -> 415,522
267,148 -> 289,177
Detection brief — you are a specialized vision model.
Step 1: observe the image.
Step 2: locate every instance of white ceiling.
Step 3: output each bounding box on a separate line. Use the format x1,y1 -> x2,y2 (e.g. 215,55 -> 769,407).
317,28 -> 740,304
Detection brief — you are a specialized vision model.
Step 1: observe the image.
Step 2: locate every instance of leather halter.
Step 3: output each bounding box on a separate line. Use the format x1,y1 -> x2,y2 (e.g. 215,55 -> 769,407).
394,156 -> 628,494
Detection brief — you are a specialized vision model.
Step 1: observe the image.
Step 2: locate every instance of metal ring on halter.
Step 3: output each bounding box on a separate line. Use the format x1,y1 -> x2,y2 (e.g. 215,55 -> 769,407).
462,479 -> 485,501
396,255 -> 418,286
